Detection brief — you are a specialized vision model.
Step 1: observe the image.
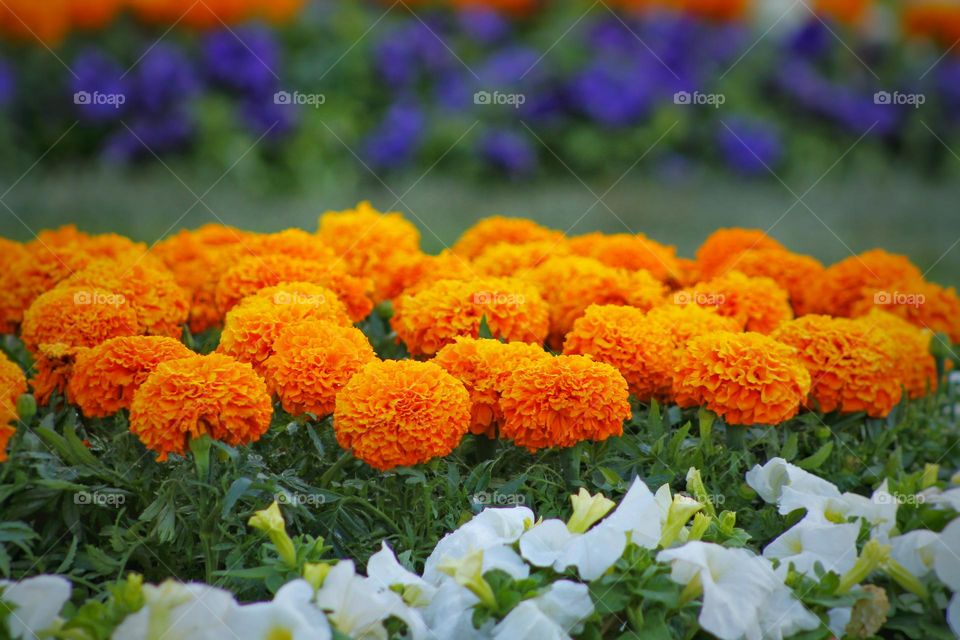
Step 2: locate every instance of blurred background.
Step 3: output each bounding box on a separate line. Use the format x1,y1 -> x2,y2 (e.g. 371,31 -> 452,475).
0,0 -> 958,284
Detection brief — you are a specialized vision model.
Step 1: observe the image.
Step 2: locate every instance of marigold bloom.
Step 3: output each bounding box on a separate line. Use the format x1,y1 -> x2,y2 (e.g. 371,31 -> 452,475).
391,277 -> 549,356
498,354 -> 630,451
860,309 -> 937,399
568,232 -> 681,283
317,201 -> 422,277
675,271 -> 793,334
0,352 -> 26,462
0,244 -> 92,331
452,216 -> 564,259
130,353 -> 273,461
215,254 -> 373,322
849,278 -> 960,344
68,336 -> 194,418
772,315 -> 902,417
69,0 -> 126,28
79,233 -> 166,270
263,320 -> 377,418
525,256 -> 666,348
20,286 -> 140,356
387,250 -> 477,301
695,228 -> 786,279
244,229 -> 337,264
29,343 -> 83,406
218,283 -> 352,372
333,359 -> 471,470
815,249 -> 923,317
673,332 -> 811,425
645,303 -> 743,344
0,0 -> 71,45
58,260 -> 190,338
472,241 -> 571,278
434,337 -> 551,437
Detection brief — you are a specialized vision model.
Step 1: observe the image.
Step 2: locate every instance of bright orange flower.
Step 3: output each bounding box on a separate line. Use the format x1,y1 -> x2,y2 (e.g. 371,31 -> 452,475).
391,277 -> 549,356
860,309 -> 937,399
849,278 -> 960,344
20,286 -> 140,356
263,320 -> 377,418
903,1 -> 960,48
674,271 -> 793,334
0,244 -> 92,331
243,229 -> 337,264
673,332 -> 811,425
499,354 -> 630,451
714,249 -> 825,316
472,241 -> 570,278
68,0 -> 126,29
0,351 -> 26,462
773,315 -> 902,417
452,216 -> 564,259
57,260 -> 190,338
333,359 -> 471,470
215,254 -> 373,322
814,0 -> 872,24
567,232 -> 681,283
695,228 -> 786,279
645,303 -> 743,344
254,0 -> 305,22
77,233 -> 166,269
218,283 -> 352,372
525,256 -> 666,348
68,336 -> 194,418
0,0 -> 71,45
29,343 -> 84,407
815,249 -> 923,317
434,337 -> 551,437
130,352 -> 273,461
387,250 -> 477,301
317,201 -> 421,281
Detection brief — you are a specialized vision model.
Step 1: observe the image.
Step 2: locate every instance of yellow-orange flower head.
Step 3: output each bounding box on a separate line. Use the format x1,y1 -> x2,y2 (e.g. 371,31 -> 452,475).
244,229 -> 337,263
0,242 -> 93,332
815,249 -> 923,317
263,320 -> 378,418
391,277 -> 549,357
218,283 -> 352,372
0,352 -> 26,462
333,359 -> 471,471
859,309 -> 937,399
525,256 -> 666,349
452,216 -> 564,259
498,354 -> 630,451
645,303 -> 744,344
675,271 -> 793,334
20,286 -> 140,355
129,352 -> 273,461
317,201 -> 422,279
472,241 -> 571,278
387,250 -> 477,302
773,315 -> 902,417
68,336 -> 194,418
29,343 -> 83,407
434,337 -> 551,437
695,228 -> 786,279
673,332 -> 811,425
715,249 -> 826,316
849,278 -> 960,344
567,232 -> 682,283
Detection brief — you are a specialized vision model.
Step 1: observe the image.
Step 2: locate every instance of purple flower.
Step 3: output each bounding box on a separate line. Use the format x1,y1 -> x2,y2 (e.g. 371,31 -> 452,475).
361,103 -> 425,170
786,19 -> 833,59
103,109 -> 196,162
457,8 -> 509,43
936,58 -> 960,117
479,128 -> 536,176
0,58 -> 14,106
567,60 -> 656,126
133,43 -> 201,115
202,25 -> 280,97
70,50 -> 129,123
375,21 -> 453,88
717,117 -> 783,176
239,95 -> 297,140
478,46 -> 542,87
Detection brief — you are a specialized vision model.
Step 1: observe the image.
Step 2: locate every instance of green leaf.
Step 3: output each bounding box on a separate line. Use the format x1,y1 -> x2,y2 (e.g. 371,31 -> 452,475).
797,442 -> 833,471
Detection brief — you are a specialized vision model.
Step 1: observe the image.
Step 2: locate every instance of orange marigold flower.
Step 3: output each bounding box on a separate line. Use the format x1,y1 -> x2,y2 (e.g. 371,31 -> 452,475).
772,315 -> 902,417
498,354 -> 630,451
673,332 -> 811,425
0,352 -> 26,462
333,359 -> 471,470
391,277 -> 549,357
79,233 -> 166,270
130,352 -> 273,461
452,216 -> 564,259
0,243 -> 93,331
20,286 -> 140,355
57,260 -> 190,338
215,254 -> 373,322
525,256 -> 666,348
263,320 -> 377,418
849,278 -> 960,344
218,282 -> 352,372
243,229 -> 337,264
645,303 -> 743,343
29,343 -> 84,406
695,228 -> 786,279
68,336 -> 194,418
317,201 -> 422,278
389,250 -> 477,301
860,309 -> 937,399
714,249 -> 825,316
568,232 -> 681,283
434,337 -> 551,437
675,271 -> 793,334
472,241 -> 571,278
815,249 -> 923,317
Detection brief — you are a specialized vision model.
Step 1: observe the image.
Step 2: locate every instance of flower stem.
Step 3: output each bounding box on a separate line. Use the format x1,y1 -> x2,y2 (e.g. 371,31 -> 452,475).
319,450 -> 354,488
560,444 -> 582,491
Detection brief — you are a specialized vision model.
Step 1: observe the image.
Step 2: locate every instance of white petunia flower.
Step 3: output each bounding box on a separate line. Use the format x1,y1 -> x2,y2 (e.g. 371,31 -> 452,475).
111,581 -> 236,640
0,575 -> 72,640
949,593 -> 960,637
889,530 -> 939,579
518,518 -> 626,581
746,458 -> 840,505
827,607 -> 852,638
779,481 -> 898,536
422,580 -> 490,640
492,581 -> 594,640
926,487 -> 960,512
934,518 -> 960,592
224,580 -> 330,640
367,542 -> 437,607
423,507 -> 533,584
601,478 -> 672,549
757,584 -> 821,640
763,520 -> 859,577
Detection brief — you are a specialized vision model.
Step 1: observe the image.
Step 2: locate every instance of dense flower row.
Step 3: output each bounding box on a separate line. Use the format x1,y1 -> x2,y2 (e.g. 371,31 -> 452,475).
2,460 -> 959,639
0,206 -> 956,472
